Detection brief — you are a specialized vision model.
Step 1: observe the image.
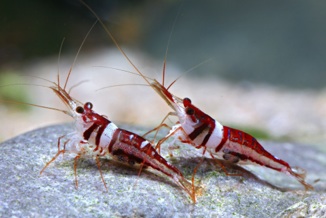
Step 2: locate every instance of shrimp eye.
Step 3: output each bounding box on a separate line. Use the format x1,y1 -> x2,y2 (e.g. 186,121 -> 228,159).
85,102 -> 93,109
185,107 -> 195,115
76,106 -> 84,114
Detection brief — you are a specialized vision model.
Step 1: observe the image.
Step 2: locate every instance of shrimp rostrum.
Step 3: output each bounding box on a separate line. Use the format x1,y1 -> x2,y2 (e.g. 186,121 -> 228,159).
148,80 -> 313,191
37,78 -> 197,202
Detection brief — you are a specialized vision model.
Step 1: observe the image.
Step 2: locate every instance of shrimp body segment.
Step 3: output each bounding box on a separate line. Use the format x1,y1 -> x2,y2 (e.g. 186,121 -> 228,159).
151,80 -> 313,191
43,83 -> 196,202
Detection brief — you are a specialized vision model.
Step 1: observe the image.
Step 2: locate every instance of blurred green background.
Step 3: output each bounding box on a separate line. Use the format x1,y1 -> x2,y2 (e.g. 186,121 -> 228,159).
1,0 -> 326,89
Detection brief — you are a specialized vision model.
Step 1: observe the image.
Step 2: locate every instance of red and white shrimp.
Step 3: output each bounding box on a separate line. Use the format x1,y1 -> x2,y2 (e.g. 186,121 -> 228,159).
39,80 -> 196,202
80,0 -> 313,192
2,22 -> 196,203
148,80 -> 314,191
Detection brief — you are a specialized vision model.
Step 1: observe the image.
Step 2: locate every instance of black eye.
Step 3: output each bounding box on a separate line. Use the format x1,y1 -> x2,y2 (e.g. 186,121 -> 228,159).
76,106 -> 84,114
85,102 -> 93,109
185,107 -> 195,115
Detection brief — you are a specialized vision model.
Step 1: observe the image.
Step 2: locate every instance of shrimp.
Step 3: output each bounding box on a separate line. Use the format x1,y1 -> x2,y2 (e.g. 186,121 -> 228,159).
2,25 -> 196,204
39,80 -> 196,202
148,80 -> 314,191
78,0 -> 313,192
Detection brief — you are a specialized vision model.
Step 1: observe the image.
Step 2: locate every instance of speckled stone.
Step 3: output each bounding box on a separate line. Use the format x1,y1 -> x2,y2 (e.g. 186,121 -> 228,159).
0,124 -> 325,217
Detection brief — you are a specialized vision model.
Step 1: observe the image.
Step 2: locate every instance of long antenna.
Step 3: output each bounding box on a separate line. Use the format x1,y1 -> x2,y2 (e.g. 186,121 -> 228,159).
0,83 -> 50,89
96,83 -> 149,92
57,38 -> 65,88
68,80 -> 89,94
93,66 -> 154,81
2,99 -> 70,116
64,20 -> 98,90
22,75 -> 56,86
79,0 -> 152,86
162,2 -> 183,87
167,58 -> 213,90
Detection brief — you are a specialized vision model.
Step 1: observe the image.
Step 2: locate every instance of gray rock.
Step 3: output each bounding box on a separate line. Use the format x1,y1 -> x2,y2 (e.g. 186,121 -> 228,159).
0,124 -> 325,217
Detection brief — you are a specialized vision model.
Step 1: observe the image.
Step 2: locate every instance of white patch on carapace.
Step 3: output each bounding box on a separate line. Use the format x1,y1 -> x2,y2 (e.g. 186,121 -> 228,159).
192,129 -> 209,145
169,98 -> 191,129
180,118 -> 195,136
140,140 -> 148,149
205,120 -> 223,151
129,134 -> 134,141
99,122 -> 118,149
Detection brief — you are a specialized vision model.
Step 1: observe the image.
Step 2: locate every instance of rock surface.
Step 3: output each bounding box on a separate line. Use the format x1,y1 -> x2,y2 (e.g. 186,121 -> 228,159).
0,124 -> 325,217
